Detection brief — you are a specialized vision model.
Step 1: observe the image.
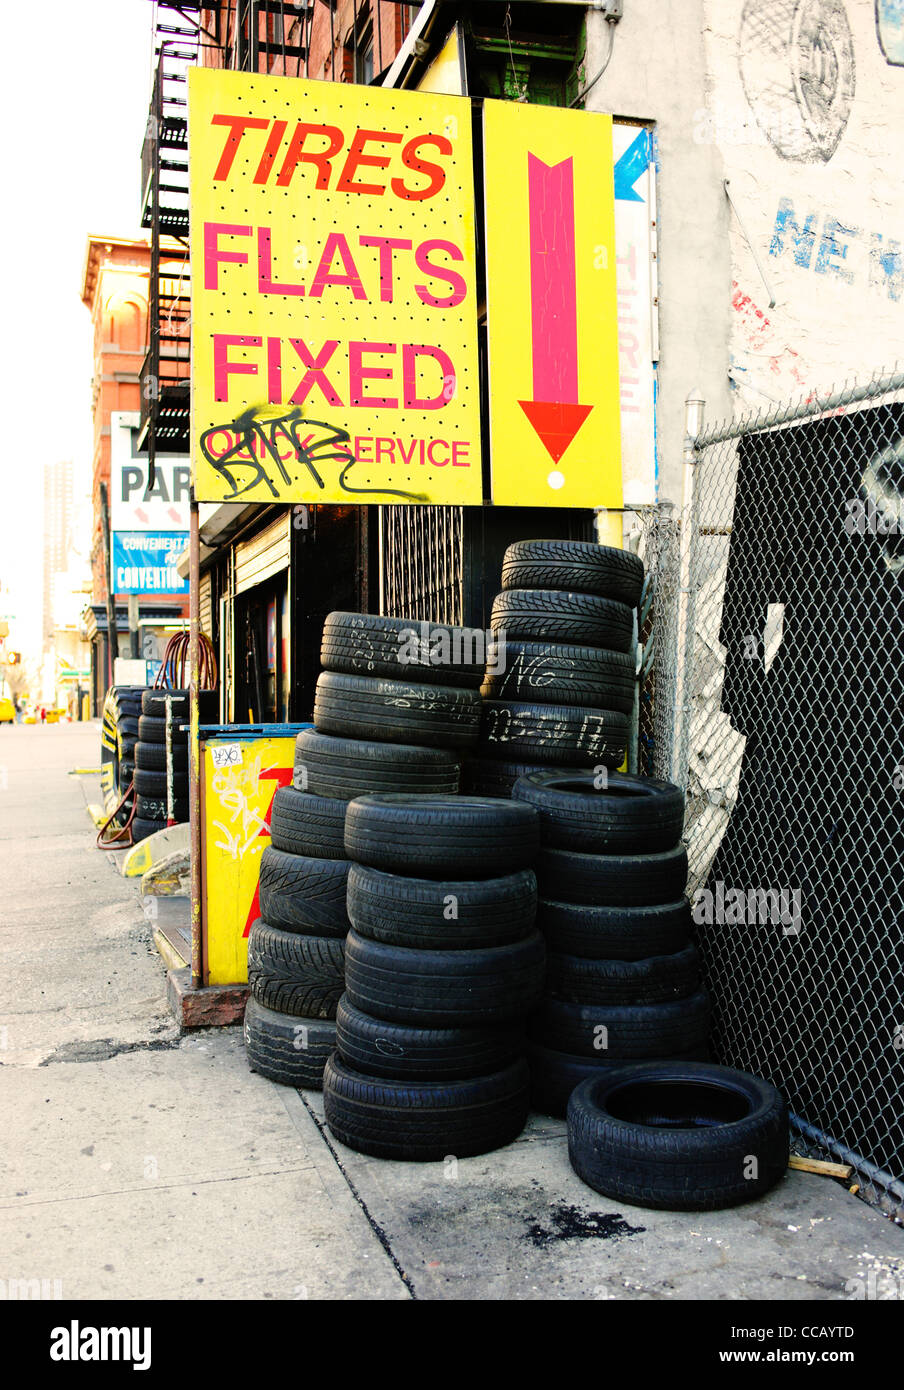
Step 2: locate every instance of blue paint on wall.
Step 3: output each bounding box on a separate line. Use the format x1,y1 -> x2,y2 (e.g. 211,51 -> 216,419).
876,0 -> 904,66
769,197 -> 903,300
614,129 -> 651,203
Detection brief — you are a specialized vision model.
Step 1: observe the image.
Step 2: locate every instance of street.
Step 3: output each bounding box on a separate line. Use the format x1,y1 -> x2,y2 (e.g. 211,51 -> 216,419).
2,722 -> 903,1301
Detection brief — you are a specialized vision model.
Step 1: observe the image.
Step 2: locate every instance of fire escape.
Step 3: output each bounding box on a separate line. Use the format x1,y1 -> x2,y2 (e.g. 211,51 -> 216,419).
138,3 -> 312,479
139,4 -> 201,476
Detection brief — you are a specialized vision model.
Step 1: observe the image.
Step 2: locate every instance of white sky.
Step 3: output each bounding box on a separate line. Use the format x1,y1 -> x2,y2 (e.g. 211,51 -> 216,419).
0,1 -> 153,659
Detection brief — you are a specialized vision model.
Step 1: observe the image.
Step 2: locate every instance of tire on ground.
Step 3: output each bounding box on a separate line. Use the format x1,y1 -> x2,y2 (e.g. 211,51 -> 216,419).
243,996 -> 337,1089
336,995 -> 523,1080
313,671 -> 481,750
529,990 -> 711,1059
257,847 -> 350,937
344,928 -> 546,1026
481,640 -> 636,714
347,863 -> 537,949
501,539 -> 645,607
134,767 -> 189,798
294,730 -> 459,801
567,1061 -> 789,1210
513,769 -> 684,854
528,1041 -> 711,1118
268,786 -> 347,858
323,1052 -> 531,1160
537,844 -> 688,906
479,701 -> 629,770
491,589 -> 634,653
320,611 -> 485,689
247,920 -> 345,1019
343,794 -> 539,877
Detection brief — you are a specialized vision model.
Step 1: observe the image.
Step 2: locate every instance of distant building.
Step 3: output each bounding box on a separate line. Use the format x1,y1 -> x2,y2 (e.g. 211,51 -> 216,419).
42,459 -> 74,649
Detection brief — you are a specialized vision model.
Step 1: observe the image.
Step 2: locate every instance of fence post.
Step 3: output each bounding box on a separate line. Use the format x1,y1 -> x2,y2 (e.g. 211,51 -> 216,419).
671,389 -> 705,787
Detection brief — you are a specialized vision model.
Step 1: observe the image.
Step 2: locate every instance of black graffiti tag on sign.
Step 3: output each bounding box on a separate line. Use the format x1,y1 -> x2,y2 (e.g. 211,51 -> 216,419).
198,406 -> 424,502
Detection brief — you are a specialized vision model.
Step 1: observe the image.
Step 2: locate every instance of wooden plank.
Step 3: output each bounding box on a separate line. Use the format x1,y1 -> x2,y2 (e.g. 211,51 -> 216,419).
788,1155 -> 853,1179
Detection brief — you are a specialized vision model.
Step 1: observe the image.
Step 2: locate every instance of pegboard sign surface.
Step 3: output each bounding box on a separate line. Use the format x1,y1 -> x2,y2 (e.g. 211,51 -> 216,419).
188,68 -> 482,505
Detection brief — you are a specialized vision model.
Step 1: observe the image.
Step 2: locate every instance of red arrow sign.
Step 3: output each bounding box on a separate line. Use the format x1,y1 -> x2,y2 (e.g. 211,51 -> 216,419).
518,154 -> 592,464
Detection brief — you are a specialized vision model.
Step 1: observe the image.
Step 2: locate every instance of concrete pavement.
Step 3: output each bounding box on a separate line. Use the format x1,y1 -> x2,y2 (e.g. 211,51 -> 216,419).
1,722 -> 903,1301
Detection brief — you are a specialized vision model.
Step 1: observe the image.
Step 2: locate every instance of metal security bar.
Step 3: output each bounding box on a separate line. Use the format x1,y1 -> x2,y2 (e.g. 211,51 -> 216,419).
379,505 -> 463,623
641,368 -> 904,1221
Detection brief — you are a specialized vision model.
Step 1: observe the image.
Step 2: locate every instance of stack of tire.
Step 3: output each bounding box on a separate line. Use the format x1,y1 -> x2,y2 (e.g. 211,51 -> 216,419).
321,794 -> 547,1160
511,768 -> 711,1118
243,611 -> 486,1092
464,540 -> 643,798
132,688 -> 217,843
100,685 -> 145,818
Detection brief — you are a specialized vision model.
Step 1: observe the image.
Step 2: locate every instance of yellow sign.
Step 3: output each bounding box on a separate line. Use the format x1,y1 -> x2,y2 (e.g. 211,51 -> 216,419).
201,735 -> 295,985
188,69 -> 483,506
483,100 -> 622,508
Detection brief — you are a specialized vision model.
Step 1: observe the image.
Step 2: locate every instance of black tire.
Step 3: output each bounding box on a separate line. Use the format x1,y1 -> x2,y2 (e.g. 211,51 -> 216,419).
347,863 -> 537,950
491,589 -> 634,653
140,688 -> 219,720
313,672 -> 481,750
268,786 -> 347,858
567,1061 -> 789,1211
502,540 -> 644,607
243,997 -> 336,1089
138,714 -> 189,745
344,794 -> 539,878
134,767 -> 189,798
323,1052 -> 530,1161
482,640 -> 636,714
141,689 -> 189,717
247,920 -> 345,1019
513,770 -> 684,854
321,611 -> 486,689
537,844 -> 688,906
479,701 -> 629,770
257,847 -> 350,938
131,815 -> 162,843
529,1041 -> 711,1119
336,995 -> 523,1081
529,990 -> 711,1059
294,730 -> 459,801
344,928 -> 546,1026
460,756 -> 586,799
545,943 -> 701,1006
537,898 -> 693,962
134,740 -> 189,772
134,793 -> 189,822
118,760 -> 134,788
117,716 -> 139,739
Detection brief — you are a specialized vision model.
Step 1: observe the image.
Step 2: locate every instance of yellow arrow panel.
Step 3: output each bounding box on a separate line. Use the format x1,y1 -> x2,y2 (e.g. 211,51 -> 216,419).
484,100 -> 622,509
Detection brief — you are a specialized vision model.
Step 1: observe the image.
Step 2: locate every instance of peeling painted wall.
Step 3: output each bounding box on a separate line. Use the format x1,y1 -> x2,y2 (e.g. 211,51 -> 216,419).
702,0 -> 904,410
585,0 -> 904,498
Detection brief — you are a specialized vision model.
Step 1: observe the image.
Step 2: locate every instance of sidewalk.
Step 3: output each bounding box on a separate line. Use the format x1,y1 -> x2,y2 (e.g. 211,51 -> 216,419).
1,722 -> 902,1300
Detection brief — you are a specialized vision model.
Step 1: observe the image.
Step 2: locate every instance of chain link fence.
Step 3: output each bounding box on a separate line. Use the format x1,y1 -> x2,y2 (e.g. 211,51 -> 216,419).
638,369 -> 904,1221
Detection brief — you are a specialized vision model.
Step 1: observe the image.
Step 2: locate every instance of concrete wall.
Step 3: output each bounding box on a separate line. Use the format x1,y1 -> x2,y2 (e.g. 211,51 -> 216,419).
584,0 -> 735,505
701,0 -> 904,410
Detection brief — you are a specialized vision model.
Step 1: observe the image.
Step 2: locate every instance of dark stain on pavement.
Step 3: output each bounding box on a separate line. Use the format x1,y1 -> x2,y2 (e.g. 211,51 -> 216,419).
524,1204 -> 646,1248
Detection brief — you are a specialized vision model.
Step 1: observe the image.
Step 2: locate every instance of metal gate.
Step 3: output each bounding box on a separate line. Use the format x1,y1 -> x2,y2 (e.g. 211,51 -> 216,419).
640,370 -> 904,1220
380,505 -> 464,623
